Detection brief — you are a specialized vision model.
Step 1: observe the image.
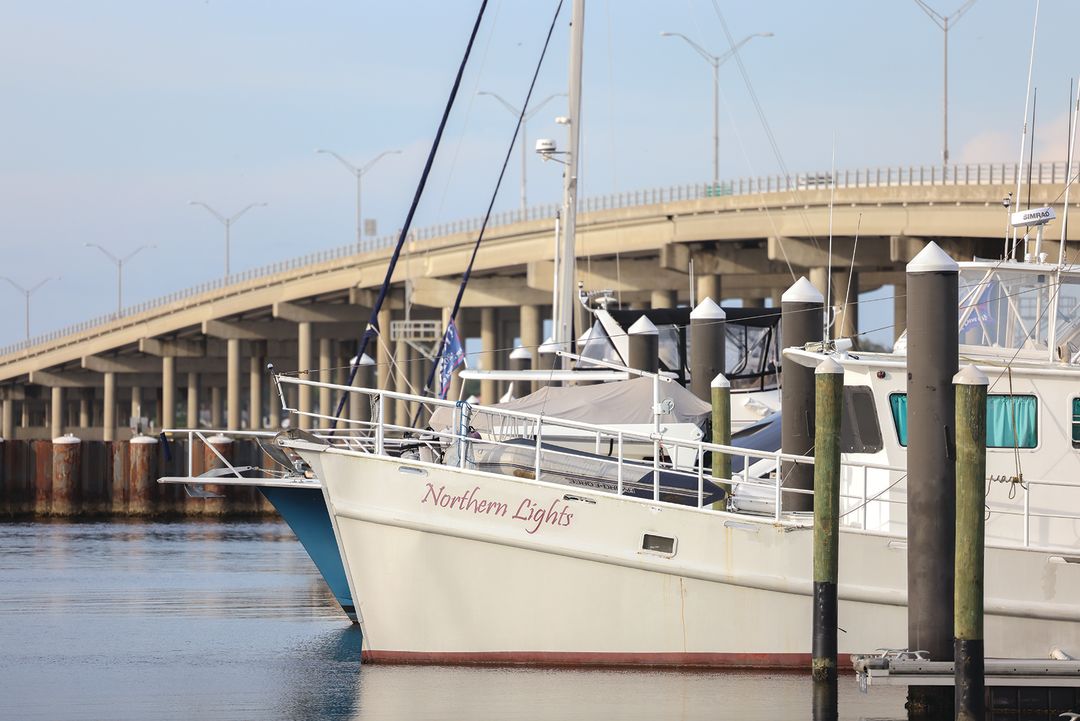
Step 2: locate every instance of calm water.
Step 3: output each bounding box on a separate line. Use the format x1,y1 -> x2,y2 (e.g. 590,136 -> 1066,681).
0,520 -> 908,720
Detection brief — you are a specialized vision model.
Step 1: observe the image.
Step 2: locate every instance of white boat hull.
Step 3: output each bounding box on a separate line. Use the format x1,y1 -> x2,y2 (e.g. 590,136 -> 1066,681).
303,447 -> 1080,666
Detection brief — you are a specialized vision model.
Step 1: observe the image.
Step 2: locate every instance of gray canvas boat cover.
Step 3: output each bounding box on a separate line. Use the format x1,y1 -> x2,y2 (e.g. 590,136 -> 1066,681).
428,377 -> 712,434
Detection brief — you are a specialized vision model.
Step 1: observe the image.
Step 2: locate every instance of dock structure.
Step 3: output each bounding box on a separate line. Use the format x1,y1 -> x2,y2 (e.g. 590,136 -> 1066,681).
0,167 -> 1078,514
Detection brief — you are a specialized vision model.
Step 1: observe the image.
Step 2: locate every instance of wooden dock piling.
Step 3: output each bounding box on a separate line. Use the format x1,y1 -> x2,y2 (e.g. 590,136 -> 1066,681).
50,435 -> 81,516
710,372 -> 731,501
812,357 -> 843,685
954,365 -> 988,721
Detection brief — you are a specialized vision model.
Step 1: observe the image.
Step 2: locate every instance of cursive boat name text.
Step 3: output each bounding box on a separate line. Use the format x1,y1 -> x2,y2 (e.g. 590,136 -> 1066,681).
421,483 -> 574,534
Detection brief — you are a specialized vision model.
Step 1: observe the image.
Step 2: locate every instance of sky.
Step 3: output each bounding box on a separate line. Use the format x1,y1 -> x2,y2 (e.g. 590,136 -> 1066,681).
2,0 -> 1080,349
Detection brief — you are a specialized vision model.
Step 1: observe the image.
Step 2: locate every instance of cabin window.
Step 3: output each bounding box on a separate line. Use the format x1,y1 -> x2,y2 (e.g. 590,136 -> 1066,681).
1073,399 -> 1080,449
889,393 -> 1037,449
641,533 -> 677,556
840,387 -> 883,454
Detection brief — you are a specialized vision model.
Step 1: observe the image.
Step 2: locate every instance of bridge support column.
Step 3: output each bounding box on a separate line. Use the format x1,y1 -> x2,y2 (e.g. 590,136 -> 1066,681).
394,336 -> 408,424
249,355 -> 262,430
51,386 -> 63,439
742,296 -> 766,308
79,393 -> 90,429
697,274 -> 721,305
2,399 -> 13,439
130,386 -> 142,431
376,308 -> 393,425
319,338 -> 332,418
227,338 -> 241,431
297,321 -> 312,429
650,289 -> 676,309
894,280 -> 907,342
210,386 -> 222,428
441,307 -> 463,402
162,356 -> 175,432
186,373 -> 199,428
480,307 -> 496,405
519,305 -> 542,396
103,372 -> 116,442
833,270 -> 859,339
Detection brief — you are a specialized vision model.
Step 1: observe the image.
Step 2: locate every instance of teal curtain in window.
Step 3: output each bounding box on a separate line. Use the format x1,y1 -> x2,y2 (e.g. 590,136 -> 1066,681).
889,394 -> 908,446
889,393 -> 1036,449
1073,398 -> 1080,445
986,395 -> 1037,449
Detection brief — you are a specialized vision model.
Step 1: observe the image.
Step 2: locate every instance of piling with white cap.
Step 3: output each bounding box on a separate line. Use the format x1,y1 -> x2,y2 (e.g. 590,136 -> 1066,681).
350,353 -> 376,423
128,434 -> 158,516
710,373 -> 731,501
627,316 -> 659,374
690,298 -> 727,403
780,277 -> 825,513
905,241 -> 960,717
509,346 -> 534,396
50,434 -> 82,516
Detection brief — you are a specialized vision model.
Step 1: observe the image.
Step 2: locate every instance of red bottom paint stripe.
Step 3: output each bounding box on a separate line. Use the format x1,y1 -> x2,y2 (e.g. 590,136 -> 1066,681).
361,650 -> 852,669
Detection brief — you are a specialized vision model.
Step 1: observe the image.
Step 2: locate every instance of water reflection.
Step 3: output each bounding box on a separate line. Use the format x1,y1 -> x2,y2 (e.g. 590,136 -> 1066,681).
1,520 -> 911,721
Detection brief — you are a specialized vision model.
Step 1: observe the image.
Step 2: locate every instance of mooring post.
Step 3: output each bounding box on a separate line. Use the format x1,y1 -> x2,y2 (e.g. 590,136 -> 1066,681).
201,433 -> 233,515
349,353 -> 375,424
812,357 -> 844,686
954,365 -> 987,721
50,434 -> 81,517
781,277 -> 825,513
691,298 -> 726,403
627,316 -> 659,374
128,435 -> 158,516
906,241 -> 960,717
710,373 -> 732,502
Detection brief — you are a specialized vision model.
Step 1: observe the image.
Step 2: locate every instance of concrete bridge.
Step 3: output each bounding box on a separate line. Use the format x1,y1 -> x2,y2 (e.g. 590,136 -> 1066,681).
2,161 -> 1077,441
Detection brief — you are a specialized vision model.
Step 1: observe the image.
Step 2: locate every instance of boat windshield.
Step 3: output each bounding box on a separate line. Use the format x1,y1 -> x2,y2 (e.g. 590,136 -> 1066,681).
958,265 -> 1080,362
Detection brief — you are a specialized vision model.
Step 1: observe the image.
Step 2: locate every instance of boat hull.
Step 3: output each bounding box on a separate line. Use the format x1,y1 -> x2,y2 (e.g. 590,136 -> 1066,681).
301,447 -> 1080,666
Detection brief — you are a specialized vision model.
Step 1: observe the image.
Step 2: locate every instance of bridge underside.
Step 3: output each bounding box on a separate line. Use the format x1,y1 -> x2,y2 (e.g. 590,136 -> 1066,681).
1,181 -> 1075,440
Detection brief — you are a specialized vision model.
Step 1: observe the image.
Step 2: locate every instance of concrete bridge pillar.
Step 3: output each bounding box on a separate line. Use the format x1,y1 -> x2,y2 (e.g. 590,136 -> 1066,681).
697,274 -> 721,305
743,296 -> 766,308
832,270 -> 859,339
394,336 -> 408,424
103,372 -> 116,442
50,387 -> 63,439
480,307 -> 496,405
2,399 -> 13,439
519,305 -> 542,397
227,338 -> 241,431
376,308 -> 393,425
186,372 -> 199,428
210,386 -> 222,429
650,289 -> 676,309
162,356 -> 176,432
318,338 -> 332,419
249,355 -> 263,430
79,393 -> 90,429
297,321 -> 312,430
441,307 -> 463,402
894,280 -> 907,342
130,385 -> 142,431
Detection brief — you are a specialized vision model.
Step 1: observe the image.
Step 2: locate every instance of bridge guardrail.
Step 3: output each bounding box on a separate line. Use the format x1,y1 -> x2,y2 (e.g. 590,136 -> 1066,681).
2,160 -> 1075,359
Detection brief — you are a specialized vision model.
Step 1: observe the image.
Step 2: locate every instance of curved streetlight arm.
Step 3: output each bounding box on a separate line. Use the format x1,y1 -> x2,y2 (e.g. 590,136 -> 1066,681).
85,242 -> 120,265
717,33 -> 771,65
1,276 -> 28,294
188,201 -> 228,225
524,93 -> 567,122
121,244 -> 157,264
660,31 -> 716,65
360,149 -> 402,176
228,202 -> 267,224
316,148 -> 360,176
478,90 -> 520,117
913,0 -> 976,29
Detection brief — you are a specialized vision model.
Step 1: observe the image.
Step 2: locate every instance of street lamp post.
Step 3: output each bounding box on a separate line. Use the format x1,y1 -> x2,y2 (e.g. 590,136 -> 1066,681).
477,91 -> 566,214
1,276 -> 57,341
660,31 -> 773,188
913,0 -> 977,170
85,243 -> 155,318
189,201 -> 267,280
315,149 -> 401,250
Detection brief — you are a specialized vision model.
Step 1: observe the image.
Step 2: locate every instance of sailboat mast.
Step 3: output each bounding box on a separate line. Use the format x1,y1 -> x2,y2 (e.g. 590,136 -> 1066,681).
554,0 -> 584,366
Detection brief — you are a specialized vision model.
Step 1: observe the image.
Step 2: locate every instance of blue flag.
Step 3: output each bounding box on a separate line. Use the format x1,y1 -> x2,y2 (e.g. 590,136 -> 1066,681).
437,320 -> 466,399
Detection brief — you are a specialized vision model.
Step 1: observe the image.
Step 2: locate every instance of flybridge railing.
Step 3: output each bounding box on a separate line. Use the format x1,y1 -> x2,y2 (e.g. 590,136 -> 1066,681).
2,160 -> 1076,358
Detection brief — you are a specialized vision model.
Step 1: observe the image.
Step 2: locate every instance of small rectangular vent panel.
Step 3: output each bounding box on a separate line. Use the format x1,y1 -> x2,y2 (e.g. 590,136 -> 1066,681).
642,534 -> 676,556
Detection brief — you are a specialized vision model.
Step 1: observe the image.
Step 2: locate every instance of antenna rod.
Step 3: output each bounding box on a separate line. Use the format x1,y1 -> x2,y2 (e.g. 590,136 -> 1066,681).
825,134 -> 837,344
1060,75 -> 1080,265
1013,0 -> 1041,259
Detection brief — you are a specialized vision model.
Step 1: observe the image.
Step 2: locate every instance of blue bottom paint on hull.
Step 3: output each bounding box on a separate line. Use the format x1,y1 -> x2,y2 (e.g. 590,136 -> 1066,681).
257,486 -> 356,623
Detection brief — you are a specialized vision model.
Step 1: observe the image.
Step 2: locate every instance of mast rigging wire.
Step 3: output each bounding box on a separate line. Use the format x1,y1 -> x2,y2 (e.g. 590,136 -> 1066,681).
331,0 -> 491,426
